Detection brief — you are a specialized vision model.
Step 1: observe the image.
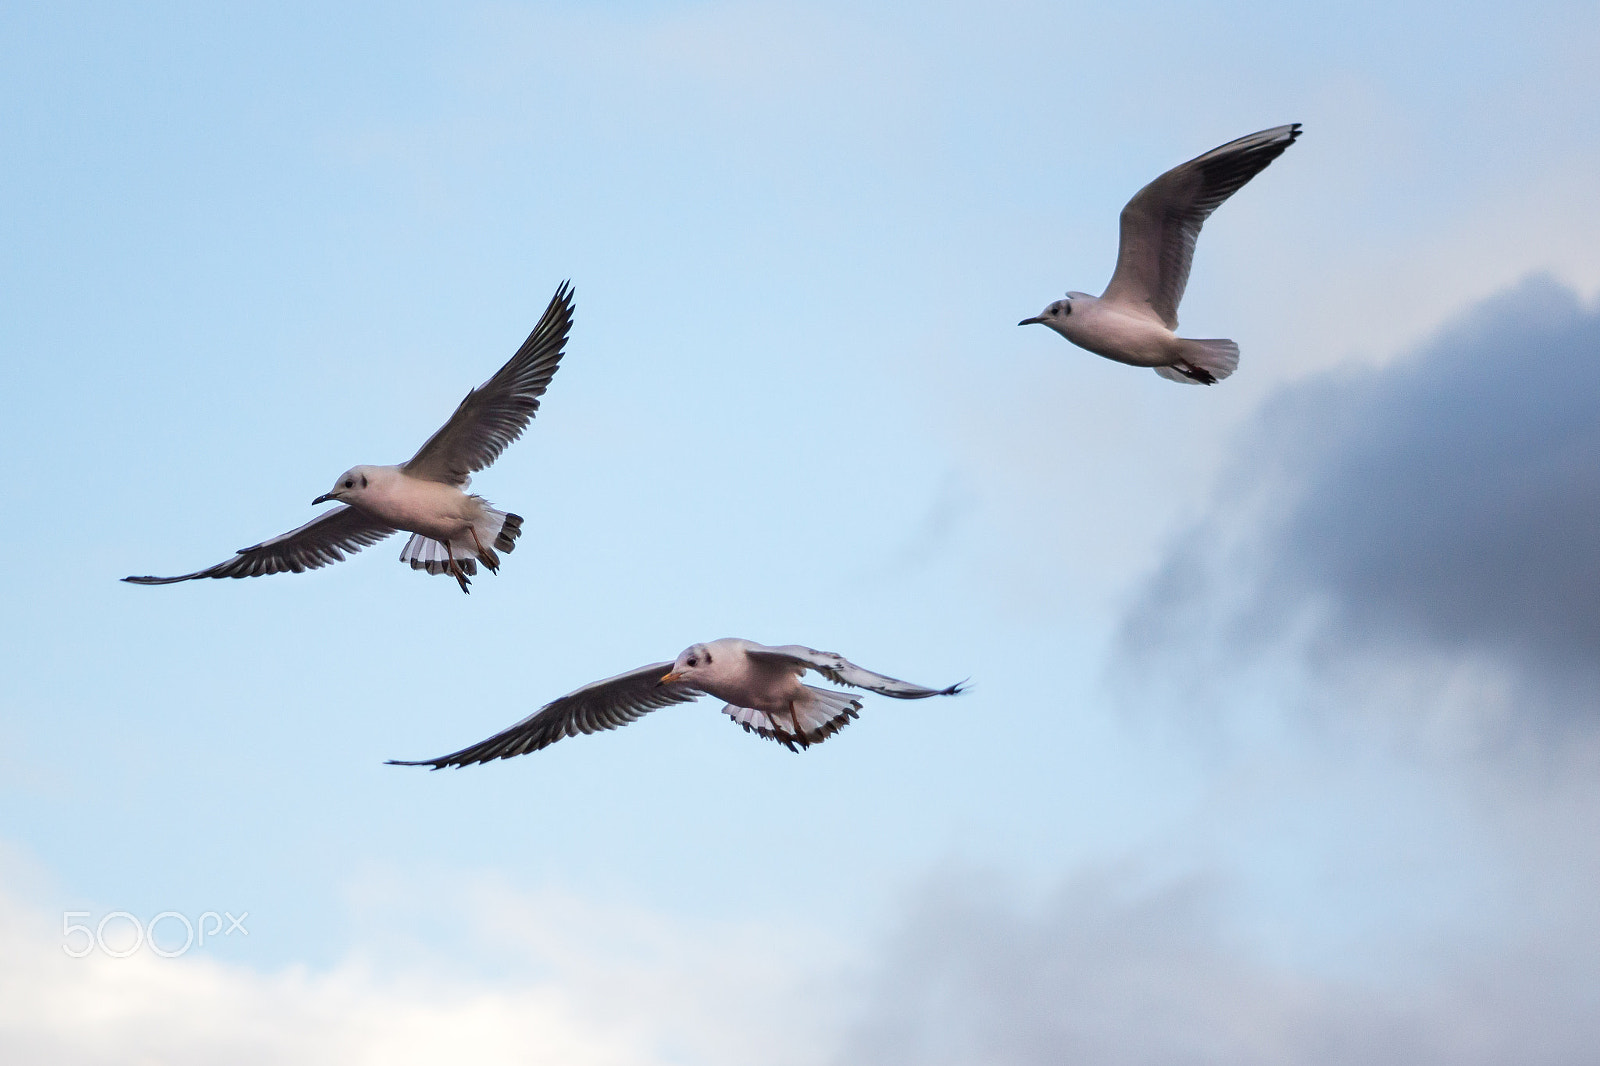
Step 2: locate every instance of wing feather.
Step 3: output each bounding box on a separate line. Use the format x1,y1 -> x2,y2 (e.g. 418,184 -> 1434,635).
388,662 -> 702,768
744,644 -> 964,700
124,506 -> 396,584
1100,124 -> 1300,328
403,282 -> 575,486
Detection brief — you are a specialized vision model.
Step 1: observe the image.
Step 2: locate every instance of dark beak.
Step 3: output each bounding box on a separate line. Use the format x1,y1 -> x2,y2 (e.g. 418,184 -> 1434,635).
1018,315 -> 1046,326
311,493 -> 337,506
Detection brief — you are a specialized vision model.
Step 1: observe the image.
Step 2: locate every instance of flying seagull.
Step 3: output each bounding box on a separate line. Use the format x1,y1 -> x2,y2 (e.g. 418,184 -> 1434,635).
389,638 -> 966,766
1019,124 -> 1301,384
125,282 -> 574,593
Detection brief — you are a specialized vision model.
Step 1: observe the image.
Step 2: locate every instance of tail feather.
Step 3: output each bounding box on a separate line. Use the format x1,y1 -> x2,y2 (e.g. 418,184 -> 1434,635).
1158,338 -> 1239,385
470,505 -> 521,572
400,535 -> 478,576
495,513 -> 524,554
722,686 -> 863,752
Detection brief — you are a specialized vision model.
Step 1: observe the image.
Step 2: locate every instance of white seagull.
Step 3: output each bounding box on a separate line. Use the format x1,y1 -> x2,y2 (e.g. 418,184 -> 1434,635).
126,282 -> 574,593
1019,124 -> 1301,384
389,638 -> 966,766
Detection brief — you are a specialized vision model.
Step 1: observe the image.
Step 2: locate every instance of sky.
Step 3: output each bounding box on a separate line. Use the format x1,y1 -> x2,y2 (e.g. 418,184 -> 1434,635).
3,1 -> 1599,1062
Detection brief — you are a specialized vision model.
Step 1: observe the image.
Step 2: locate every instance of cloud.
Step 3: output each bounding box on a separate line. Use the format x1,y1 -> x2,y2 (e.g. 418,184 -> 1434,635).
1120,276 -> 1600,735
834,866 -> 1600,1066
828,275 -> 1600,1066
0,866 -> 842,1066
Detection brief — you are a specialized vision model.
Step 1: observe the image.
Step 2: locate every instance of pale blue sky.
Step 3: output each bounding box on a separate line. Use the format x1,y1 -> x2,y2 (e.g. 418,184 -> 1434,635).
3,2 -> 1599,1061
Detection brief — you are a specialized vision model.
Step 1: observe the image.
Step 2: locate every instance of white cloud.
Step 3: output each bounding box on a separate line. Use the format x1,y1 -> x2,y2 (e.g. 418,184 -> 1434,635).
0,867 -> 845,1066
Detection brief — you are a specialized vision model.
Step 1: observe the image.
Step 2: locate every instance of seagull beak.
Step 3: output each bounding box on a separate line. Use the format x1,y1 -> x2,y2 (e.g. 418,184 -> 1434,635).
659,671 -> 683,686
311,493 -> 337,505
1018,315 -> 1046,326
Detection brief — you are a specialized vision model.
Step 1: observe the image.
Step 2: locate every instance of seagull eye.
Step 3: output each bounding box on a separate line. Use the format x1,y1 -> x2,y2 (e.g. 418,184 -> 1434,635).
344,479 -> 354,489
687,657 -> 698,667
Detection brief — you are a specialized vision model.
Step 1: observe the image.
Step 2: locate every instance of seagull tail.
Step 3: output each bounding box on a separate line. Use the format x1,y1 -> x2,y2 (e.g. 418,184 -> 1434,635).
1157,339 -> 1240,385
397,509 -> 523,585
489,510 -> 523,555
720,687 -> 863,752
399,535 -> 480,581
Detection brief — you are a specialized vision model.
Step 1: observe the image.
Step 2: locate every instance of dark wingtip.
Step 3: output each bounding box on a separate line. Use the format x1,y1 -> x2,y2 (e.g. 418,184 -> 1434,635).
386,758 -> 451,770
550,279 -> 575,317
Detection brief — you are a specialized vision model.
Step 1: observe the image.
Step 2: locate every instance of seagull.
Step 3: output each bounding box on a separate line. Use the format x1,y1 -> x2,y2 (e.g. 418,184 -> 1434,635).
388,638 -> 966,767
125,282 -> 574,593
1019,124 -> 1301,384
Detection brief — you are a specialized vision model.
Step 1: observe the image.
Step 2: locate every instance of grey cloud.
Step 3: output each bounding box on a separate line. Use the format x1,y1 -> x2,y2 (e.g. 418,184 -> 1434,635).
834,869 -> 1600,1066
1121,277 -> 1600,722
833,279 -> 1600,1066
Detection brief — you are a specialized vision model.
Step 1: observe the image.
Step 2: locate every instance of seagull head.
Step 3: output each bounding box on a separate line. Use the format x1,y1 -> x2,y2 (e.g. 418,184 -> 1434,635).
1018,297 -> 1074,328
660,642 -> 716,686
313,465 -> 375,506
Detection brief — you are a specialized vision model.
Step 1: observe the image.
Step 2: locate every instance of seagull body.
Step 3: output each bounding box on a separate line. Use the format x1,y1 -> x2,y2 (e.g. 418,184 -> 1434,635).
1040,290 -> 1190,369
125,282 -> 574,592
1020,124 -> 1301,384
390,638 -> 965,767
313,465 -> 492,553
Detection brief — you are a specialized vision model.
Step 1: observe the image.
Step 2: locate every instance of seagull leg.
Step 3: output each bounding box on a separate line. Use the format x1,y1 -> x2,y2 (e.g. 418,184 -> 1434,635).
468,525 -> 497,573
442,540 -> 471,594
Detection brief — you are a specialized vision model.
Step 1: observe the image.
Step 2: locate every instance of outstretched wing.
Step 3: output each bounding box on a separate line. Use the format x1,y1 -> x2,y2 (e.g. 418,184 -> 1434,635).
403,281 -> 575,486
744,644 -> 965,699
124,506 -> 397,584
388,662 -> 703,769
1100,124 -> 1301,329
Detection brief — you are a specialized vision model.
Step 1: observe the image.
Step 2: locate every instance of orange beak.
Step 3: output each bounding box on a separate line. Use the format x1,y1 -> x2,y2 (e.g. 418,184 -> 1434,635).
659,671 -> 683,685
